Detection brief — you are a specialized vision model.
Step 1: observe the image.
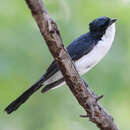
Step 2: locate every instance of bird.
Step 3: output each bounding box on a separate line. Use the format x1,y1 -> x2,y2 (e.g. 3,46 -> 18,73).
5,16 -> 117,114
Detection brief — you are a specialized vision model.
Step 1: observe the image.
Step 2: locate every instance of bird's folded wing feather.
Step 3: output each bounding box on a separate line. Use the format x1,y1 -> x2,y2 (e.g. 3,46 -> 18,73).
44,33 -> 95,80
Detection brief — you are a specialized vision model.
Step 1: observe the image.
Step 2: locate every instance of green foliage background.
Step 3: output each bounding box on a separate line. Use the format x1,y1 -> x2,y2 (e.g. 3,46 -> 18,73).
0,0 -> 130,129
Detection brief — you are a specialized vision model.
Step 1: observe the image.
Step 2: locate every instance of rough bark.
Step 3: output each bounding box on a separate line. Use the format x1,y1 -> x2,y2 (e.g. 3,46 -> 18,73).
25,0 -> 118,129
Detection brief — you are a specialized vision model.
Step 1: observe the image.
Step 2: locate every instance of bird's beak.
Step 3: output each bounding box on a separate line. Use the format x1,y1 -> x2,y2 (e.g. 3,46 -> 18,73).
109,18 -> 117,25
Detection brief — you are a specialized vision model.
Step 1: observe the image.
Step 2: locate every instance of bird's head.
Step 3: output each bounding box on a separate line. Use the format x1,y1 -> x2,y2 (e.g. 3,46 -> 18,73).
89,16 -> 117,38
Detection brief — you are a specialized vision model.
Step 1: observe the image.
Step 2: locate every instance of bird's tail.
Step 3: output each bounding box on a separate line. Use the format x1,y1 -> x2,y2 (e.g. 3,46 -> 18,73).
5,75 -> 46,114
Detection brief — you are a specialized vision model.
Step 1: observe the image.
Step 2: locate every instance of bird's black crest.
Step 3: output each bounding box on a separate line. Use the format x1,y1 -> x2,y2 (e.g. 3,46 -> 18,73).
89,16 -> 110,34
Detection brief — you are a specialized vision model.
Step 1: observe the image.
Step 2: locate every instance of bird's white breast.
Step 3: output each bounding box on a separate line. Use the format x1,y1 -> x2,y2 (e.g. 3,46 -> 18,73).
75,23 -> 116,75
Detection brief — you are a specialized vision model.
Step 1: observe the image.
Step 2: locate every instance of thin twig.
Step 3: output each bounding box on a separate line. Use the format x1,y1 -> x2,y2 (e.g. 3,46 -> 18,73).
25,0 -> 118,129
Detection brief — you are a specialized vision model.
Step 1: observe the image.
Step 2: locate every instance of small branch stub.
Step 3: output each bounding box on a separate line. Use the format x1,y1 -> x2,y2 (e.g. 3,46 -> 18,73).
80,114 -> 89,118
96,95 -> 104,102
25,0 -> 118,130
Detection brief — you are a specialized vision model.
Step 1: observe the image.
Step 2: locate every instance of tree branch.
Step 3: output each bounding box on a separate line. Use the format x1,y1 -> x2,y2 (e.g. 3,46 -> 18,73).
25,0 -> 118,129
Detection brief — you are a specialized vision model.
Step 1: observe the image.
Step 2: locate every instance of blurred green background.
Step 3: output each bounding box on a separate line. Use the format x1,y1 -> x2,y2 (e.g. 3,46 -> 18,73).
0,0 -> 130,130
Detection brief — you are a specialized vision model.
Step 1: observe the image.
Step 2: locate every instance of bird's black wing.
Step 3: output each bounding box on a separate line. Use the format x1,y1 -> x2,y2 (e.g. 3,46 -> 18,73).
44,33 -> 95,79
67,33 -> 95,60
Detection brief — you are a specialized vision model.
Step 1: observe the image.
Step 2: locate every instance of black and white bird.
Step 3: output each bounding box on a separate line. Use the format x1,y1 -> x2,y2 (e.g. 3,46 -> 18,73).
5,16 -> 117,114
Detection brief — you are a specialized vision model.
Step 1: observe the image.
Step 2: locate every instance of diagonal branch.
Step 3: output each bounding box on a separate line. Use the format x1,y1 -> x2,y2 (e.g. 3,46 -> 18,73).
25,0 -> 118,129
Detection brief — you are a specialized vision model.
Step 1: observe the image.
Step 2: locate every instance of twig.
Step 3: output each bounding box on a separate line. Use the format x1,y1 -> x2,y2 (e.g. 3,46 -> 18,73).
25,0 -> 118,129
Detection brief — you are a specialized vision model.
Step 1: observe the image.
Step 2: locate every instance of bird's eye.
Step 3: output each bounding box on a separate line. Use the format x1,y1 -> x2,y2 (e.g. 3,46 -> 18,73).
100,19 -> 110,29
99,24 -> 106,30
